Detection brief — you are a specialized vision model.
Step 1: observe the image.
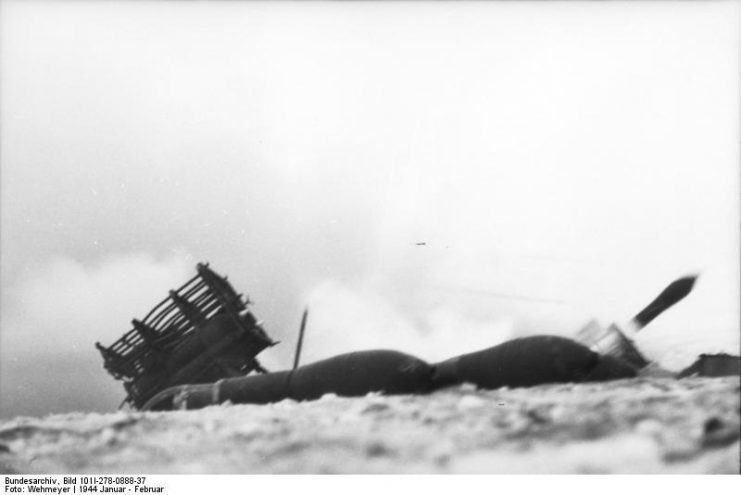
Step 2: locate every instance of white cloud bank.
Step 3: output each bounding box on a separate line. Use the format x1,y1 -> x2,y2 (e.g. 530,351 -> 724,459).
2,252 -> 195,352
0,252 -> 195,416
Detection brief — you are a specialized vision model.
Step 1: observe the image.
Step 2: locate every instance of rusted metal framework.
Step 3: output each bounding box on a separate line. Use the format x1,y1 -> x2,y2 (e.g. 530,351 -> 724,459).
96,263 -> 275,409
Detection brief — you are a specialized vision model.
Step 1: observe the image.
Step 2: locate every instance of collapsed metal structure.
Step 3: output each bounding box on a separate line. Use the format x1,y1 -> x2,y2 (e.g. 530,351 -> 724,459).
98,266 -> 735,413
96,263 -> 276,409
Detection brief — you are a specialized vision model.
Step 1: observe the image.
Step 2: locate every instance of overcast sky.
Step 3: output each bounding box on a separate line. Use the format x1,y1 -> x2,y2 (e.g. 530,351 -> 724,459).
1,0 -> 739,418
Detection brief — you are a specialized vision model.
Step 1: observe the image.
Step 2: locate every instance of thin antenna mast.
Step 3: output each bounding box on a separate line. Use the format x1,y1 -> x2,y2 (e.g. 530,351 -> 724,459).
293,308 -> 309,370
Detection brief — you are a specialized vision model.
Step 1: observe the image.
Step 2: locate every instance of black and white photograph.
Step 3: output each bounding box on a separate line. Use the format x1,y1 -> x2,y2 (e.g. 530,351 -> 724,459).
1,0 -> 739,478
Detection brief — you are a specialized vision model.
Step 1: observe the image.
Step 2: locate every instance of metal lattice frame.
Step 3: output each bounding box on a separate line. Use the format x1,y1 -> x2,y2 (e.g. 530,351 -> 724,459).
96,263 -> 272,408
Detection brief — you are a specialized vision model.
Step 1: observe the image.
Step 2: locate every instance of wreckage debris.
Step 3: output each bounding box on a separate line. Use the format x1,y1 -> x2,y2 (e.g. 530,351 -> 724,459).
96,263 -> 276,409
678,354 -> 740,378
99,265 -> 704,412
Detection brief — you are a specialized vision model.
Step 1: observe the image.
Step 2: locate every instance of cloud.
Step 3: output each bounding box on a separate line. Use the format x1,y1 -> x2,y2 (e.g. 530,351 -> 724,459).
300,279 -> 516,365
0,252 -> 195,416
2,252 -> 196,352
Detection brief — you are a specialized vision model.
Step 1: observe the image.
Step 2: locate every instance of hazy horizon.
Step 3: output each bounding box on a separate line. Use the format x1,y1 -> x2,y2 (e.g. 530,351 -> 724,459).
1,0 -> 739,419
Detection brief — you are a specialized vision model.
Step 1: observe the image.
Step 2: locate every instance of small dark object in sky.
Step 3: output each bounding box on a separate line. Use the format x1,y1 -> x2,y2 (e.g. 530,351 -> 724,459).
678,353 -> 740,378
414,242 -> 427,246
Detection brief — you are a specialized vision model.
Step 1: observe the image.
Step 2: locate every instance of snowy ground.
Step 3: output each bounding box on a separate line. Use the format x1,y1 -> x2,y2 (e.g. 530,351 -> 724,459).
0,377 -> 738,474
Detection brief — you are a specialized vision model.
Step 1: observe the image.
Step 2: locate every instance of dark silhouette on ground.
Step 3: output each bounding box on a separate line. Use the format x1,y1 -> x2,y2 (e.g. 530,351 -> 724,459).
133,270 -> 704,412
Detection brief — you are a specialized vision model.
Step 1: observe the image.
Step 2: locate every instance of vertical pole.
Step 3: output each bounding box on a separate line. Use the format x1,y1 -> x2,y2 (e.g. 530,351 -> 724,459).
293,308 -> 309,370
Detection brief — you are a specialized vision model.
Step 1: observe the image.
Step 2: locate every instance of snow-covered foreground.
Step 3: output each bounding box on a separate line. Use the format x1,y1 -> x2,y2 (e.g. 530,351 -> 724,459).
0,377 -> 738,474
